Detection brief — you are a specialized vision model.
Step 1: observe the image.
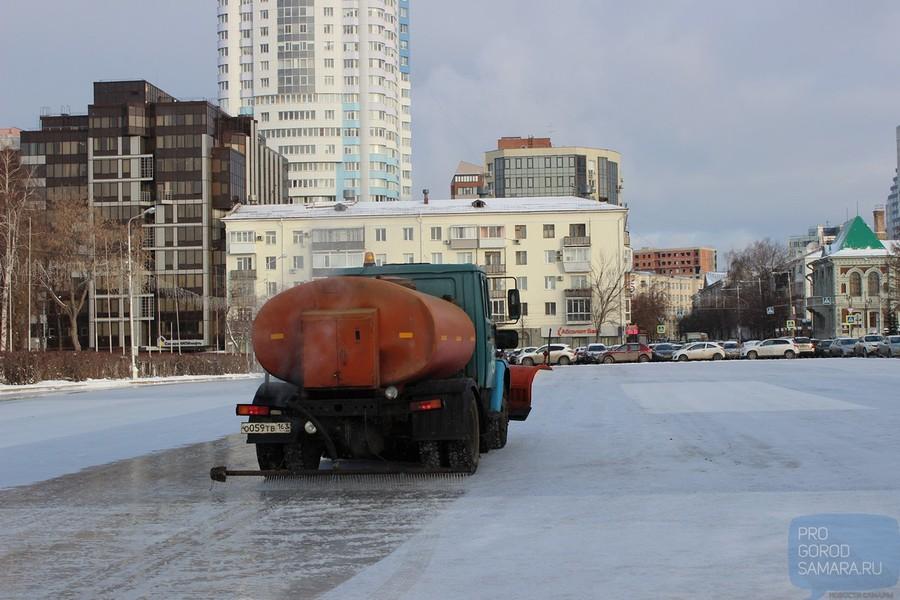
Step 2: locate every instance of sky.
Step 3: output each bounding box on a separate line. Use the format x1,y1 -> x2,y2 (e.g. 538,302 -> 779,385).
2,0 -> 900,261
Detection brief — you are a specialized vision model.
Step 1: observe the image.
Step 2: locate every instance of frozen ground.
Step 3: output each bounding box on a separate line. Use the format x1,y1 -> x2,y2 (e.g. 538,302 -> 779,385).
1,358 -> 899,599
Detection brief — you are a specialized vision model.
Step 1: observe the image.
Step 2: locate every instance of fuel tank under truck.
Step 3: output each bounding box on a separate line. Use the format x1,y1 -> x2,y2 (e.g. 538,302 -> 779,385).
252,276 -> 476,389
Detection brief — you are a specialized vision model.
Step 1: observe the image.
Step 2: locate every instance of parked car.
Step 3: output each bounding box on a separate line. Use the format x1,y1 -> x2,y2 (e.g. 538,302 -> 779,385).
744,338 -> 799,359
582,343 -> 608,364
598,342 -> 652,364
828,337 -> 858,357
651,343 -> 679,361
672,342 -> 726,362
721,341 -> 741,360
792,337 -> 815,357
854,334 -> 885,357
876,335 -> 900,357
740,340 -> 761,358
519,344 -> 576,366
507,346 -> 537,365
814,339 -> 834,357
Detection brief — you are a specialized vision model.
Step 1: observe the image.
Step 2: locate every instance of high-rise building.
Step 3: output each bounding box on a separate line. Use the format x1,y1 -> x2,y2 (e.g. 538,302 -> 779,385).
217,0 -> 412,204
20,80 -> 287,351
887,126 -> 900,240
449,161 -> 484,199
483,137 -> 623,205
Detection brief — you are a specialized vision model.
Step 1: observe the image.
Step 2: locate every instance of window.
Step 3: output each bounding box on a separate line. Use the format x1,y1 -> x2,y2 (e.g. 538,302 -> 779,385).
544,250 -> 558,264
521,302 -> 528,316
236,256 -> 253,270
292,256 -> 304,269
403,253 -> 414,263
515,251 -> 527,265
566,298 -> 591,323
292,230 -> 304,244
491,299 -> 506,321
569,223 -> 586,237
867,272 -> 880,296
543,224 -> 555,238
265,231 -> 276,244
515,224 -> 526,239
517,276 -> 528,291
375,253 -> 386,266
450,225 -> 477,240
571,275 -> 588,289
403,227 -> 414,241
266,256 -> 276,270
457,252 -> 473,264
375,227 -> 386,241
431,252 -> 443,264
230,231 -> 254,243
544,276 -> 557,290
430,226 -> 442,241
563,247 -> 590,263
267,282 -> 278,296
545,302 -> 556,316
849,272 -> 862,297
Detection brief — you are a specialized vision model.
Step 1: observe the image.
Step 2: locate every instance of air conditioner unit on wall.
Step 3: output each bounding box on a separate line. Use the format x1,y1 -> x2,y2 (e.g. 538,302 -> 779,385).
556,276 -> 564,281
444,240 -> 451,245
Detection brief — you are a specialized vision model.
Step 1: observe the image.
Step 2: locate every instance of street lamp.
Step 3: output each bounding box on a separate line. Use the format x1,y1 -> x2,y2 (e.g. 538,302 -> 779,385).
127,206 -> 157,379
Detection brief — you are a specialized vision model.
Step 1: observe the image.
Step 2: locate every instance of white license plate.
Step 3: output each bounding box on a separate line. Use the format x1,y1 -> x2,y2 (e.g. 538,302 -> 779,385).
240,421 -> 291,435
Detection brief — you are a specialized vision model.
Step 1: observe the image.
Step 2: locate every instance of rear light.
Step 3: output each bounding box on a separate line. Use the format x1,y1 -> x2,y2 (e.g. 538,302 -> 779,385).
236,404 -> 270,416
410,399 -> 443,412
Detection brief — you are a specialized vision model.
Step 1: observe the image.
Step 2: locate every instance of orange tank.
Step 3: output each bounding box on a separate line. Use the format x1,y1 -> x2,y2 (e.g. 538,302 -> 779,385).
252,276 -> 476,388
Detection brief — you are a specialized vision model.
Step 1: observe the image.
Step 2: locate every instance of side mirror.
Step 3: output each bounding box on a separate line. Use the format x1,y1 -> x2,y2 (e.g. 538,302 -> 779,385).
496,329 -> 519,350
507,288 -> 521,321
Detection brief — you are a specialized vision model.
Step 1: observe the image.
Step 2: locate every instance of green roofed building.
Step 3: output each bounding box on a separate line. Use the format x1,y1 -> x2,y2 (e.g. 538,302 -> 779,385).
808,215 -> 898,338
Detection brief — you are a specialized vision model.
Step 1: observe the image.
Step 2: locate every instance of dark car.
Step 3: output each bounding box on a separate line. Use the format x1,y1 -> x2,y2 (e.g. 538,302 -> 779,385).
829,337 -> 857,357
599,342 -> 652,364
814,339 -> 833,357
651,343 -> 679,361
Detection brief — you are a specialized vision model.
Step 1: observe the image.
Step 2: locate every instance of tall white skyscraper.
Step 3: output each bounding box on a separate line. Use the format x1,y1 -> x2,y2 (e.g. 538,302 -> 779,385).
217,0 -> 412,203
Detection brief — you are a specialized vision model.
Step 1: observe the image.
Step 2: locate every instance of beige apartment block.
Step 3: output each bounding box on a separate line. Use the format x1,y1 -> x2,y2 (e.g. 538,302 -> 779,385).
223,196 -> 631,346
629,271 -> 704,337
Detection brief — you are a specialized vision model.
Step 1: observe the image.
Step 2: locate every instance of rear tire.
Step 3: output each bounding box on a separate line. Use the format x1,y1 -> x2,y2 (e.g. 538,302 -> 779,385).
284,438 -> 323,471
784,350 -> 796,359
256,444 -> 285,471
448,393 -> 480,474
557,355 -> 571,365
711,353 -> 721,361
638,354 -> 650,363
419,441 -> 441,470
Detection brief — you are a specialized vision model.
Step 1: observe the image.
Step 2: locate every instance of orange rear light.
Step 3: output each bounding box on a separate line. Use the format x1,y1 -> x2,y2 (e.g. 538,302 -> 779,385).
409,399 -> 443,412
236,404 -> 270,416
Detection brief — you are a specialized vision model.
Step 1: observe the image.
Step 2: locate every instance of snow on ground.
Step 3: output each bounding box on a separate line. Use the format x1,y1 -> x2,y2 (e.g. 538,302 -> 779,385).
0,372 -> 259,397
0,375 -> 263,488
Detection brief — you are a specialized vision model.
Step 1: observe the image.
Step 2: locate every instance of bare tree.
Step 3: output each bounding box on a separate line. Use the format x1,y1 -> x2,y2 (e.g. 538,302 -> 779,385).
589,255 -> 627,341
630,283 -> 669,335
0,149 -> 37,350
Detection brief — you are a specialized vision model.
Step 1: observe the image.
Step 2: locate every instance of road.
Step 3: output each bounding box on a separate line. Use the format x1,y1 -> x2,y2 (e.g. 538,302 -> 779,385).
1,359 -> 899,599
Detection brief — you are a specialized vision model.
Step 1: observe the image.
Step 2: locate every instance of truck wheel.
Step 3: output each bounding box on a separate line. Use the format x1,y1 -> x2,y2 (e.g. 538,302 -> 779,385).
419,441 -> 442,470
487,397 -> 509,450
284,439 -> 323,471
448,393 -> 480,474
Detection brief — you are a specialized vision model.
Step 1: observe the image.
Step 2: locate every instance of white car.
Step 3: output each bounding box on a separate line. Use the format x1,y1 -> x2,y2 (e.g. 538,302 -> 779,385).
740,340 -> 761,358
743,338 -> 799,360
854,335 -> 885,357
519,344 -> 576,366
672,342 -> 726,362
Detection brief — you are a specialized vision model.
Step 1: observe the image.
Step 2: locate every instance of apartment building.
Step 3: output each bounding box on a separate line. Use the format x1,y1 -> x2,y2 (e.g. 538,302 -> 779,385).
887,126 -> 900,240
217,0 -> 412,203
450,161 -> 484,199
633,247 -> 717,276
629,271 -> 703,336
223,196 -> 631,346
19,80 -> 287,350
483,137 -> 623,205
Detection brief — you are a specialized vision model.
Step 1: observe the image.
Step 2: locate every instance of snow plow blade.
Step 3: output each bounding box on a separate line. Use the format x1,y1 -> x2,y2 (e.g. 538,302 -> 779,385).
507,364 -> 549,421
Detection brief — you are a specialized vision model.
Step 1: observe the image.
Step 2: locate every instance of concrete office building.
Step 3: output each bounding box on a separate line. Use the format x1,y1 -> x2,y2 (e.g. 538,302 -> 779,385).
223,196 -> 632,347
20,80 -> 287,350
217,0 -> 412,203
483,137 -> 623,205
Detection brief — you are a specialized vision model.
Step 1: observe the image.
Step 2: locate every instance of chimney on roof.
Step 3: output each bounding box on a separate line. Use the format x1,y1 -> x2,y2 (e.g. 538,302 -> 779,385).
873,206 -> 887,240
422,188 -> 429,204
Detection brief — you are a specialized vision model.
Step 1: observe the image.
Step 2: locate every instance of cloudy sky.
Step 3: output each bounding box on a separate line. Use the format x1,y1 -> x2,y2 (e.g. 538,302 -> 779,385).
3,0 -> 899,259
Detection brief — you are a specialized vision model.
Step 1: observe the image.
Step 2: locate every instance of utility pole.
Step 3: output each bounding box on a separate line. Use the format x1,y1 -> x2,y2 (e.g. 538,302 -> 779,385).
27,217 -> 31,352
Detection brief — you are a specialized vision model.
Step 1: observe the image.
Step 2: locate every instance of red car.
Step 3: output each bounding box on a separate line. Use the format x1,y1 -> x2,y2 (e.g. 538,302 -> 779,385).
599,342 -> 653,364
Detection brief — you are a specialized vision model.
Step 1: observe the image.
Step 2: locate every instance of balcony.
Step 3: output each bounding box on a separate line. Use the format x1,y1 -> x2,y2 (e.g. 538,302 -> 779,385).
479,236 -> 505,249
230,269 -> 257,280
562,260 -> 590,273
564,288 -> 592,298
563,236 -> 591,247
449,237 -> 478,250
482,263 -> 506,275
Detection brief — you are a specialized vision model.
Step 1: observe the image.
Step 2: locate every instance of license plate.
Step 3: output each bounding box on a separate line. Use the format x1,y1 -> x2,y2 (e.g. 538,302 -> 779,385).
240,421 -> 291,435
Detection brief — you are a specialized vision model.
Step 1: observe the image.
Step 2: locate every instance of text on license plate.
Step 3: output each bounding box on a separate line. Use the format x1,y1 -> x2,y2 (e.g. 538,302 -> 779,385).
240,421 -> 291,435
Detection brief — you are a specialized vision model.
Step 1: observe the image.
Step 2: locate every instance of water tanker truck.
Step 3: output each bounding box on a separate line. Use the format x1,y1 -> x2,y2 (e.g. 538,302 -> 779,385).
226,261 -> 539,476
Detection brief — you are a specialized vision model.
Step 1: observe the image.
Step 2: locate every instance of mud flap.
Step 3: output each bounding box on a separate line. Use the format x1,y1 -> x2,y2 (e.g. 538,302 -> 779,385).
507,365 -> 550,421
408,378 -> 474,441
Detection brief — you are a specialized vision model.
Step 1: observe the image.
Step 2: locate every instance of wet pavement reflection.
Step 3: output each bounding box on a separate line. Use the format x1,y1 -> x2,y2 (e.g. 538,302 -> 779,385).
0,435 -> 466,600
